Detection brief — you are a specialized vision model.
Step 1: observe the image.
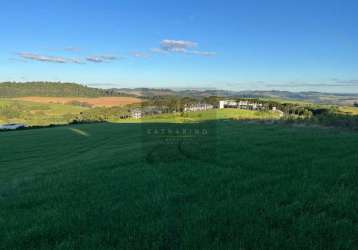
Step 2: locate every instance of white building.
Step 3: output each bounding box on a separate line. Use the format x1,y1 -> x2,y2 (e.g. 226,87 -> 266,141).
219,100 -> 263,110
238,100 -> 248,106
219,100 -> 225,109
219,100 -> 238,109
131,110 -> 143,119
184,103 -> 214,112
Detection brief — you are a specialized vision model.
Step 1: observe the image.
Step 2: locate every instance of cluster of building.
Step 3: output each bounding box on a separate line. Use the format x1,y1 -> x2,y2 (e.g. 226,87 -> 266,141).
219,100 -> 264,110
129,103 -> 215,119
218,100 -> 283,116
130,106 -> 164,119
183,103 -> 214,112
128,99 -> 283,119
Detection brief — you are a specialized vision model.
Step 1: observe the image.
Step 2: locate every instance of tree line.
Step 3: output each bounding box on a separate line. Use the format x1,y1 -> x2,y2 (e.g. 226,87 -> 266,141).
0,82 -> 132,97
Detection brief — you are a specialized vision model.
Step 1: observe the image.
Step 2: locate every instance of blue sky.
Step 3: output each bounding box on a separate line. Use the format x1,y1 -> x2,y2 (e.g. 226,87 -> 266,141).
1,0 -> 358,93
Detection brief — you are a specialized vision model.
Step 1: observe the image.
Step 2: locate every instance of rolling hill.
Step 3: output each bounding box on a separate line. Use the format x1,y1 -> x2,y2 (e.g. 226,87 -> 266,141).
111,88 -> 358,105
1,82 -> 357,105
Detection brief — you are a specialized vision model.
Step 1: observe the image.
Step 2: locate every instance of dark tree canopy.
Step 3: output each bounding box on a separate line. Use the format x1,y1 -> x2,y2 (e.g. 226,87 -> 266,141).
0,82 -> 125,97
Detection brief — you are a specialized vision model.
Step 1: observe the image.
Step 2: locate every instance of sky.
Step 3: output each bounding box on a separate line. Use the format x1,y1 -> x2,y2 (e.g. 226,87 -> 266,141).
1,0 -> 358,93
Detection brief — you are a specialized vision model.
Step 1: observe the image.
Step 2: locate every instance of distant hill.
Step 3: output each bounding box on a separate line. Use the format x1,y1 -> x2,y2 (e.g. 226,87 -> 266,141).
110,88 -> 358,105
1,82 -> 357,105
0,82 -> 132,98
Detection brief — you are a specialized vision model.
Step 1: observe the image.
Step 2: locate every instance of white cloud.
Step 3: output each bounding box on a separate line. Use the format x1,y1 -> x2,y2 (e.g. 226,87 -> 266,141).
86,55 -> 119,63
86,56 -> 105,63
98,55 -> 118,60
160,39 -> 197,52
152,39 -> 216,57
18,52 -> 83,64
17,51 -> 121,64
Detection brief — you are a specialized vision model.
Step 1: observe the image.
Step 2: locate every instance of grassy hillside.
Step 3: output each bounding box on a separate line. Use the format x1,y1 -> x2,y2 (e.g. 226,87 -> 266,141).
0,122 -> 357,249
0,82 -> 124,97
338,106 -> 358,115
0,101 -> 281,126
0,99 -> 86,125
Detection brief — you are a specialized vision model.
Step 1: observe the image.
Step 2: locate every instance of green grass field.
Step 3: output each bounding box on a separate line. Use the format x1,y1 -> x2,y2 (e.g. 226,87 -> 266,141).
0,121 -> 357,249
0,99 -> 87,126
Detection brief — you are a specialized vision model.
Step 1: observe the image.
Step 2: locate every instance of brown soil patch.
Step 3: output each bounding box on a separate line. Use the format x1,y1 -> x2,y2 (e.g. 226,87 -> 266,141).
13,96 -> 143,107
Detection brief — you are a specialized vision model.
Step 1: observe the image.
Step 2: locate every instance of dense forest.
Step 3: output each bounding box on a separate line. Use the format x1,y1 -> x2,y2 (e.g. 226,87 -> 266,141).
0,82 -> 128,97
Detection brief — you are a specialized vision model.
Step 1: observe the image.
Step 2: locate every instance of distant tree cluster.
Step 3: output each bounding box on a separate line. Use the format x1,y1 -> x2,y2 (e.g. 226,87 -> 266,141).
144,96 -> 192,112
0,82 -> 128,98
143,96 -> 316,118
73,105 -> 137,122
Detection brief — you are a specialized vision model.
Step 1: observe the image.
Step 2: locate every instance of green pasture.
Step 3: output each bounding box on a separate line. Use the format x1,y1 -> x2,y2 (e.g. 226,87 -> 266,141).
0,121 -> 357,249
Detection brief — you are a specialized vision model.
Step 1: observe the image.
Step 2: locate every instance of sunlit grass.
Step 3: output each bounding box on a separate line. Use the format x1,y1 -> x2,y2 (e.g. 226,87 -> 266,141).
0,98 -> 87,125
0,122 -> 357,249
338,106 -> 358,115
